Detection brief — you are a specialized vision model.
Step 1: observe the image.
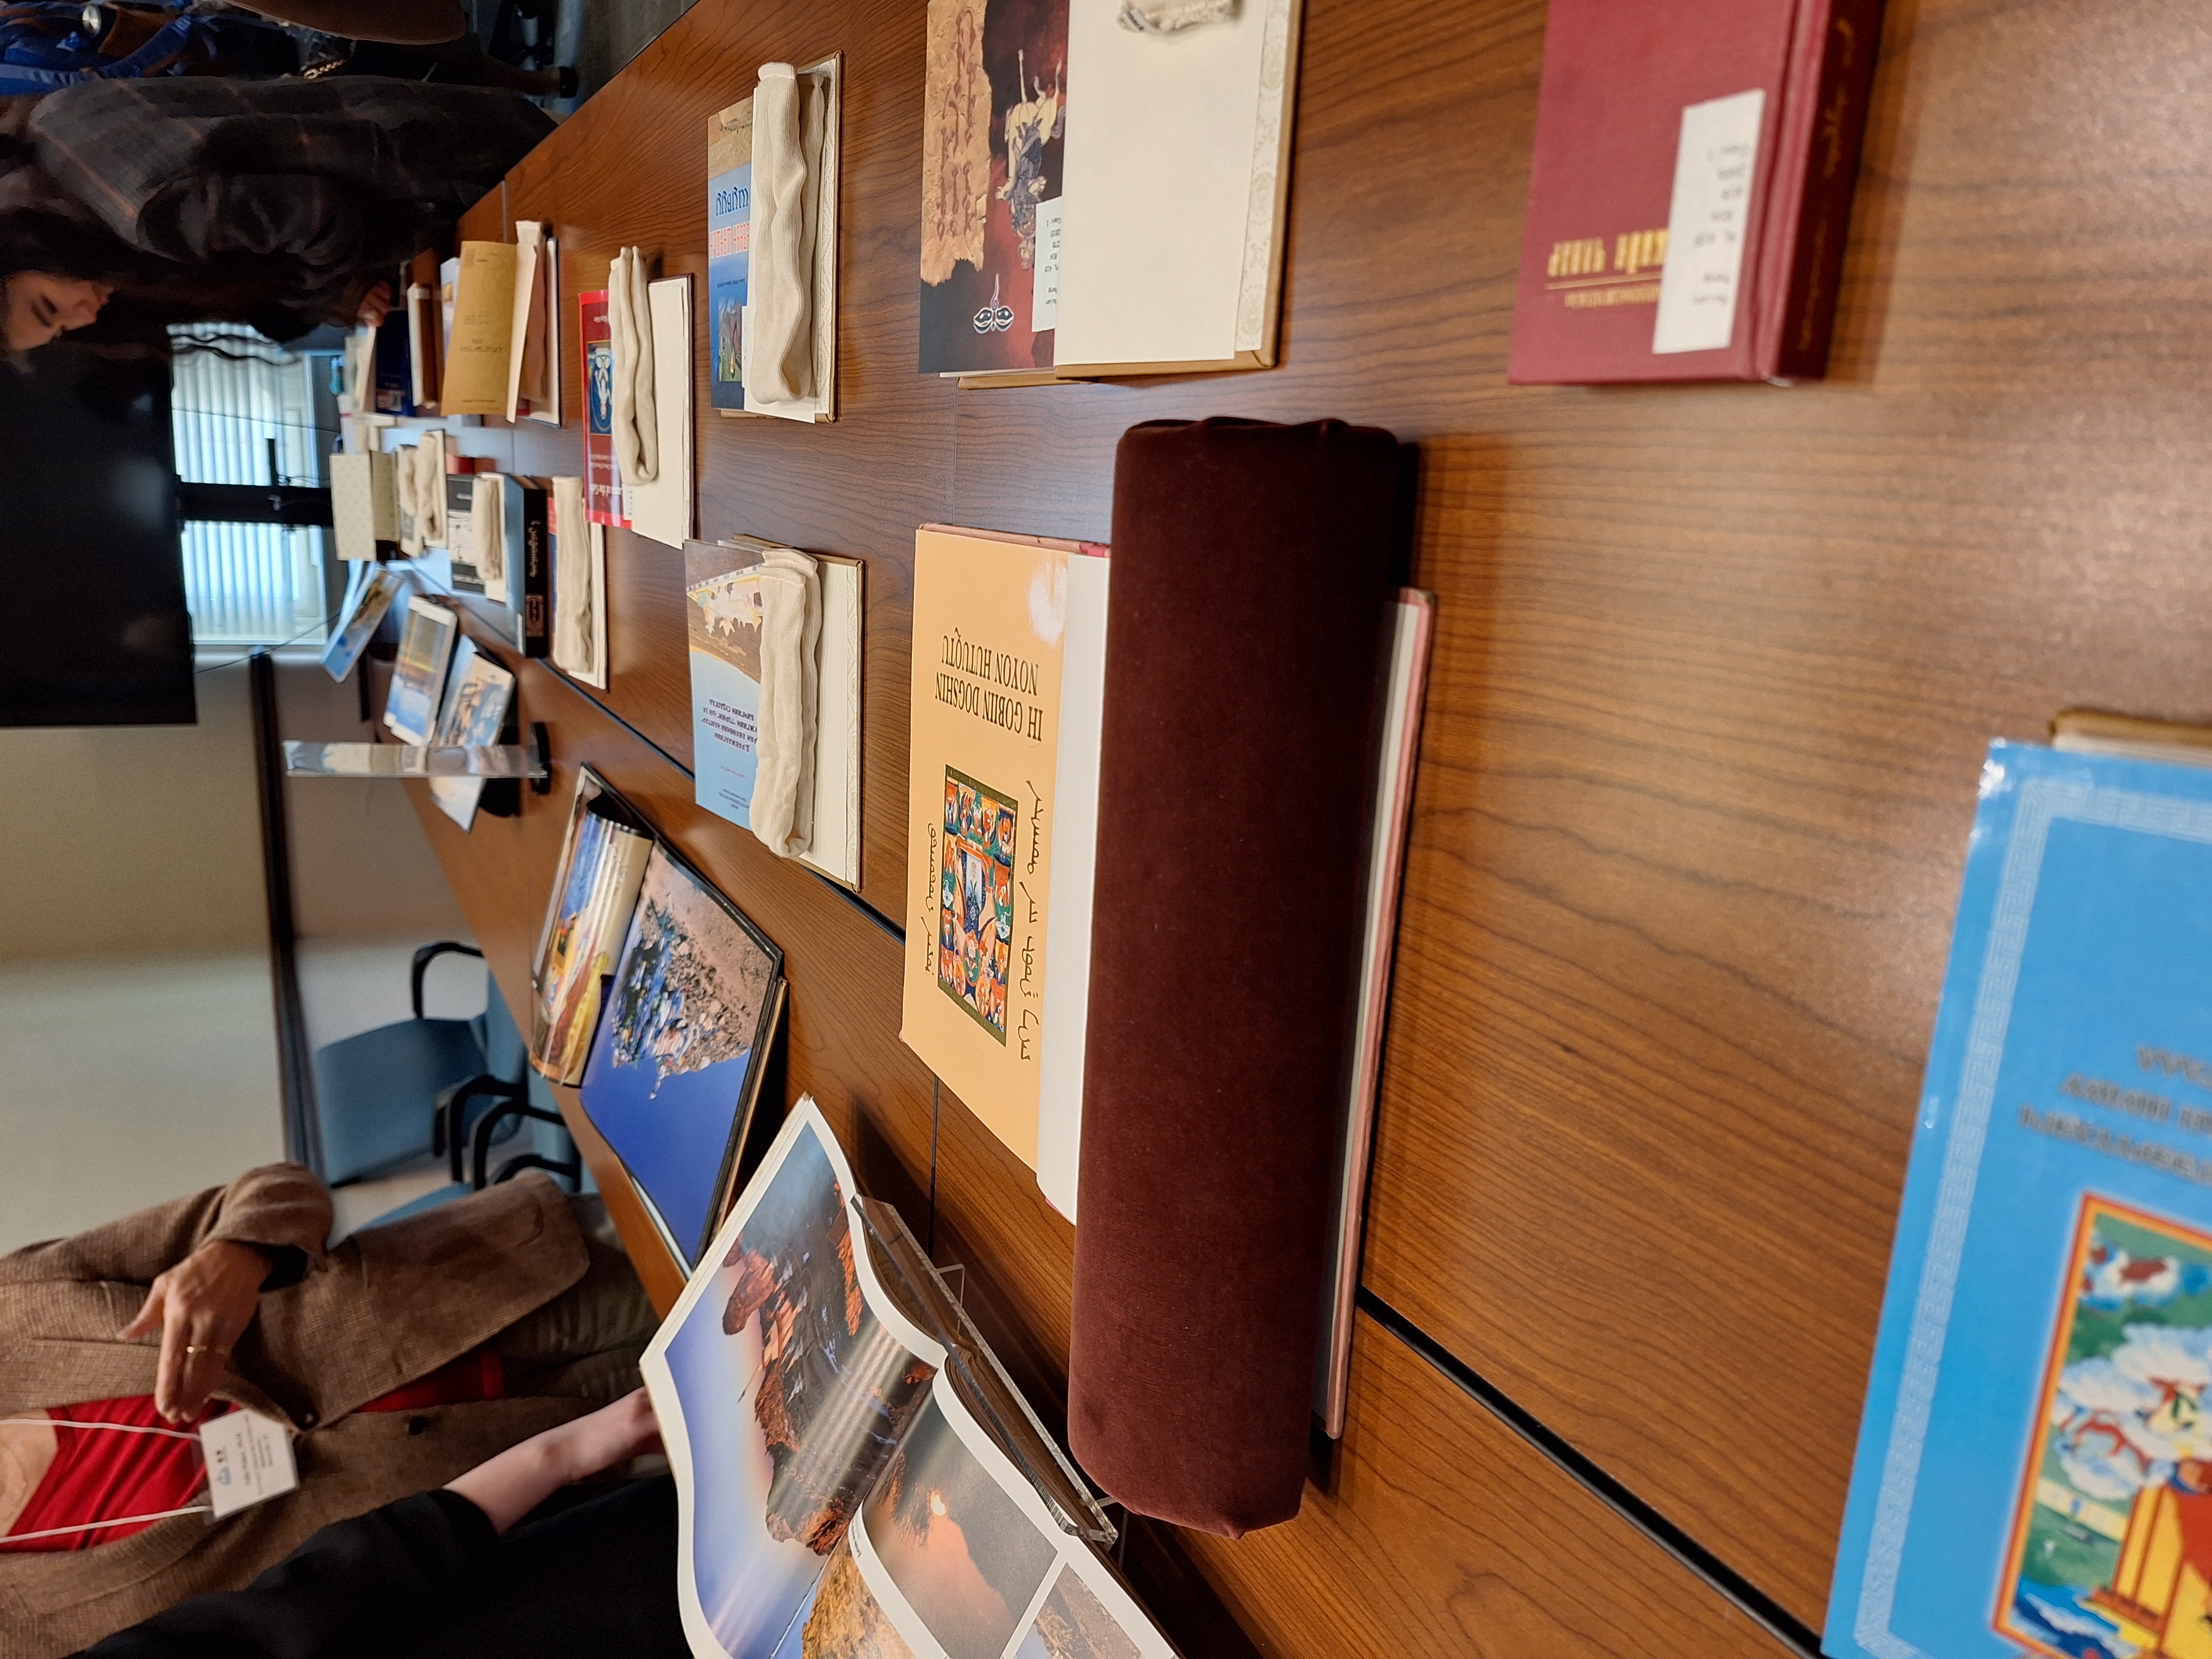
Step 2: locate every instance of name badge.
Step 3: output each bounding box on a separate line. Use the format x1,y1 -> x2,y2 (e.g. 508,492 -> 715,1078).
200,1409 -> 299,1519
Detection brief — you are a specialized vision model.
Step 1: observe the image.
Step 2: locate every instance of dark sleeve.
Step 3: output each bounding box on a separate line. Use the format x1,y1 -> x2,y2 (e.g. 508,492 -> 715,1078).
74,1491 -> 497,1659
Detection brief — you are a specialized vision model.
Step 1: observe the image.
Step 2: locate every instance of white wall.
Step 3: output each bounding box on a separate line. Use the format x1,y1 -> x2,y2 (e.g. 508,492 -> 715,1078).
0,654 -> 472,1243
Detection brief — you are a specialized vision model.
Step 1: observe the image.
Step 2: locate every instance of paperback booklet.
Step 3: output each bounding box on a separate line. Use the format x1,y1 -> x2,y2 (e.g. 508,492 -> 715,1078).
529,769 -> 655,1084
707,97 -> 754,412
580,290 -> 629,527
381,596 -> 458,745
643,1098 -> 1177,1659
1827,742 -> 2212,1659
319,563 -> 402,682
577,844 -> 785,1270
685,537 -> 770,832
899,527 -> 1086,1167
426,636 -> 516,832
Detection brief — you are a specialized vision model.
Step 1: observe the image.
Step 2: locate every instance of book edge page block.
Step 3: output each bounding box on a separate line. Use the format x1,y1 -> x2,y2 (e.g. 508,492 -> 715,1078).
1054,0 -> 1299,374
1034,551 -> 1110,1221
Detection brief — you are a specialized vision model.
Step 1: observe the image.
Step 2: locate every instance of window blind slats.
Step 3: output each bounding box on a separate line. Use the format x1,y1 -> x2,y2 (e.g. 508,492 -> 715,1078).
169,326 -> 330,648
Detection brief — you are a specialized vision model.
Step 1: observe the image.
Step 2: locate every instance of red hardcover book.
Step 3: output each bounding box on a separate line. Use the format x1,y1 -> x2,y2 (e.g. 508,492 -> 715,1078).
1507,0 -> 1884,385
578,290 -> 628,527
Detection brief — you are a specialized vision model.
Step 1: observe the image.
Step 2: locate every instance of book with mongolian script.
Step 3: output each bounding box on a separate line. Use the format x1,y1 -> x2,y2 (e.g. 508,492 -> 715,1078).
899,526 -> 1098,1166
1827,742 -> 2212,1659
707,98 -> 754,413
1507,0 -> 1885,384
440,240 -> 518,415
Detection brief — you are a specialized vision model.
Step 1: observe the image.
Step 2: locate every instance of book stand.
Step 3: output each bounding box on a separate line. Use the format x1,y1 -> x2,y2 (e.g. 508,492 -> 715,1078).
853,1196 -> 1116,1545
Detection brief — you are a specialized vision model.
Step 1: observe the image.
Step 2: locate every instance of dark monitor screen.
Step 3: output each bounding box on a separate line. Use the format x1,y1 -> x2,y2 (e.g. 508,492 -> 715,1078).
0,344 -> 192,728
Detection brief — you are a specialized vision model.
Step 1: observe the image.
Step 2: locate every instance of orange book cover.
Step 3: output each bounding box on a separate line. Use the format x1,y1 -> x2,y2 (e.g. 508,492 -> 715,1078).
899,525 -> 1081,1165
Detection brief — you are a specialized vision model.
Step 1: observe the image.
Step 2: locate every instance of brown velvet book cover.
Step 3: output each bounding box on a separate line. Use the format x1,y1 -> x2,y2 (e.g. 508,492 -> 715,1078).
1069,417 -> 1398,1537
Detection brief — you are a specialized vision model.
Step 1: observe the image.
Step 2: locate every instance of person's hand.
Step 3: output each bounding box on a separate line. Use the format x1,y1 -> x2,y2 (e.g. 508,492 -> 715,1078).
446,1388 -> 663,1534
118,1240 -> 269,1423
357,281 -> 394,330
549,1387 -> 662,1483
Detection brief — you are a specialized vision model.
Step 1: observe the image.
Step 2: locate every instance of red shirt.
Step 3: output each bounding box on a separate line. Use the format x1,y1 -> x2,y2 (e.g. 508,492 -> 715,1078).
1,1350 -> 505,1552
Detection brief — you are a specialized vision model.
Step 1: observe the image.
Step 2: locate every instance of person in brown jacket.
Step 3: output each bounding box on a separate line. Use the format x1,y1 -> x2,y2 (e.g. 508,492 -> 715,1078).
0,1162 -> 656,1658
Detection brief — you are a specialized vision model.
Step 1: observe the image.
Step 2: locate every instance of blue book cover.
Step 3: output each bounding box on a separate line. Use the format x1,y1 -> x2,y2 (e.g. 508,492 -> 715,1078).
685,537 -> 766,832
577,844 -> 785,1269
1828,742 -> 2212,1659
708,99 -> 753,414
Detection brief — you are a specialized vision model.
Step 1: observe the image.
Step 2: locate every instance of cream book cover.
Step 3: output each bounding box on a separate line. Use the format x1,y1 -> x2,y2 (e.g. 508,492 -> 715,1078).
443,240 -> 518,415
900,525 -> 1077,1166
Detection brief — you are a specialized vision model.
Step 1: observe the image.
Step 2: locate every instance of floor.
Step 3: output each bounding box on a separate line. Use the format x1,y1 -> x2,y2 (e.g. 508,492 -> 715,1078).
0,952 -> 285,1253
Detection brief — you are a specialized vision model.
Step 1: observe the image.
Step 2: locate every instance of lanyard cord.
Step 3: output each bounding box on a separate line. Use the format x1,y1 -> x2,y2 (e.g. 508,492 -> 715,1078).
3,1504 -> 215,1544
0,1416 -> 216,1544
0,1418 -> 202,1442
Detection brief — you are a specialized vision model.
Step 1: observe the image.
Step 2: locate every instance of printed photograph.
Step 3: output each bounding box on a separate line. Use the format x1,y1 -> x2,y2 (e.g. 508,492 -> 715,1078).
382,597 -> 458,743
320,564 -> 401,681
936,769 -> 1015,1041
768,1540 -> 917,1659
1997,1197 -> 2212,1659
1014,1566 -> 1141,1659
427,639 -> 515,829
689,544 -> 769,681
859,1388 -> 1058,1659
661,1118 -> 937,1659
580,847 -> 782,1263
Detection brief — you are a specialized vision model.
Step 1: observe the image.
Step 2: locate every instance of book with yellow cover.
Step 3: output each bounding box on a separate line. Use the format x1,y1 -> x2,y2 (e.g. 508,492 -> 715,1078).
900,525 -> 1083,1166
442,240 -> 517,416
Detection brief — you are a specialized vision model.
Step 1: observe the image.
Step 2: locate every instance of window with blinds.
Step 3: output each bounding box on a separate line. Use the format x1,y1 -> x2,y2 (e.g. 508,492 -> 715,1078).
169,326 -> 336,649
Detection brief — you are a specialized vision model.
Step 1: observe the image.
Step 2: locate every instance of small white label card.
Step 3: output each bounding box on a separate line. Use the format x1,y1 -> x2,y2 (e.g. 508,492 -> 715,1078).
1651,87 -> 1766,356
201,1409 -> 299,1519
1031,196 -> 1063,333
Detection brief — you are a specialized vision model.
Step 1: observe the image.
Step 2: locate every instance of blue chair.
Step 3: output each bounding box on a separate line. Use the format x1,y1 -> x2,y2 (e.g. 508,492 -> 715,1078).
309,942 -> 528,1187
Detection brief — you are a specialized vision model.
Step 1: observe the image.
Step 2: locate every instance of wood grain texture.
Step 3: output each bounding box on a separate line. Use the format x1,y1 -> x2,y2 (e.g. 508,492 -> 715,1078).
1174,1311 -> 1797,1659
397,0 -> 2212,1635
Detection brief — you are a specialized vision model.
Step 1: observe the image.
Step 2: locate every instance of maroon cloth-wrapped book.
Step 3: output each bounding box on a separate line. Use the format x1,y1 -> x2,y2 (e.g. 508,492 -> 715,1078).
1507,0 -> 1885,385
1068,417 -> 1397,1538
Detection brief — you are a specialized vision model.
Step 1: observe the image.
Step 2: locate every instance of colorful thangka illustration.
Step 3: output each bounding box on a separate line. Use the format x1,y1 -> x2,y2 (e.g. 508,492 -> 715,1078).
936,769 -> 1015,1041
918,0 -> 1066,375
1999,1198 -> 2212,1659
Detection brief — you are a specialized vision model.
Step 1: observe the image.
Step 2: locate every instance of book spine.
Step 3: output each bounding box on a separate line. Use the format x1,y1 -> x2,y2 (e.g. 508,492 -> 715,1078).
1767,0 -> 1887,378
518,485 -> 551,658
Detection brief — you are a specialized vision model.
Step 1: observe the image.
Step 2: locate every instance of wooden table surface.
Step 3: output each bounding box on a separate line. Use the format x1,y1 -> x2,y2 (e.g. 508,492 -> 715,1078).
381,0 -> 2212,1649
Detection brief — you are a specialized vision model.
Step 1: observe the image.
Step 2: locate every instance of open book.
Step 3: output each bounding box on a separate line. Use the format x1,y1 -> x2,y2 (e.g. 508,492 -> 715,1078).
644,1099 -> 1177,1659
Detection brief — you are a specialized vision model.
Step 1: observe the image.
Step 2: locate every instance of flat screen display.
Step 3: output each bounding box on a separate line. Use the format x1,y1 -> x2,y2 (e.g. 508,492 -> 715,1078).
0,344 -> 192,727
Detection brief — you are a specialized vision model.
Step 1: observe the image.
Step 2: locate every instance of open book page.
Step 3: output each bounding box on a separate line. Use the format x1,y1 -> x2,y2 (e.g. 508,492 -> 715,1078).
848,1370 -> 1175,1659
645,1100 -> 947,1659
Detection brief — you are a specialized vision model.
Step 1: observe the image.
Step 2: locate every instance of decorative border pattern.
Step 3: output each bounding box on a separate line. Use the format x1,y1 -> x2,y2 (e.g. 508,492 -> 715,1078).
1854,775 -> 2212,1657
